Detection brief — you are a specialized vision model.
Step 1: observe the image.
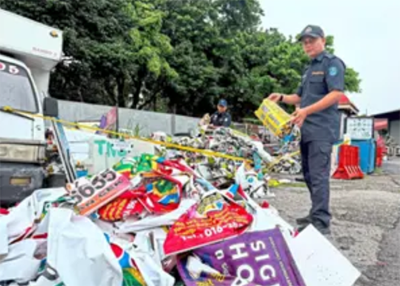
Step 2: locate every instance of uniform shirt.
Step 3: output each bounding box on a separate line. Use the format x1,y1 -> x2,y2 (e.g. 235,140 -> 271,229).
297,51 -> 346,143
210,111 -> 232,127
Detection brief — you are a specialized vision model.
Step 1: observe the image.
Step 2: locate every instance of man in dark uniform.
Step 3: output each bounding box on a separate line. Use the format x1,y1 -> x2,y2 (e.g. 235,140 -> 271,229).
267,25 -> 346,235
210,99 -> 232,127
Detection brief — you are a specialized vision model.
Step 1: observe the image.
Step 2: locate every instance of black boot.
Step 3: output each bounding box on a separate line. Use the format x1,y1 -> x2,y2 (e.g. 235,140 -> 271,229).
296,215 -> 311,225
298,221 -> 331,236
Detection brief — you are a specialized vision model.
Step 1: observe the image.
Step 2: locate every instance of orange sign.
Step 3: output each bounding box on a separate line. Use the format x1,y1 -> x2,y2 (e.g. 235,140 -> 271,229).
68,169 -> 131,216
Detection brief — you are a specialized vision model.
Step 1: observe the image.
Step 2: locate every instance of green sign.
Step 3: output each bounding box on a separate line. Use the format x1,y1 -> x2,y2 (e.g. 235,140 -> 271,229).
94,139 -> 127,158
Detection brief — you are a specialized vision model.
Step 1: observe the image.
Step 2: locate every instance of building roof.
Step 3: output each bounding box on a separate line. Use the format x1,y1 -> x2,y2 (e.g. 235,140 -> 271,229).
339,94 -> 350,105
374,118 -> 388,130
338,94 -> 359,114
371,108 -> 400,117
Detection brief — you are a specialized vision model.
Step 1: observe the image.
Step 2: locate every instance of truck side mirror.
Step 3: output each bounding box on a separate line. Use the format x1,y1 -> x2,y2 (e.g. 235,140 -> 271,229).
43,97 -> 59,118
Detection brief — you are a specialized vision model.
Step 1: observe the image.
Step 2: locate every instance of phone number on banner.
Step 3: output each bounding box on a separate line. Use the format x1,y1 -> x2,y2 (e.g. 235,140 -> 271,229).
67,169 -> 131,215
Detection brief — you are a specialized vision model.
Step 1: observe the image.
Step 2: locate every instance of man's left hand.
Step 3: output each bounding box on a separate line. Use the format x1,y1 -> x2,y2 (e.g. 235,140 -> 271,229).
291,108 -> 308,127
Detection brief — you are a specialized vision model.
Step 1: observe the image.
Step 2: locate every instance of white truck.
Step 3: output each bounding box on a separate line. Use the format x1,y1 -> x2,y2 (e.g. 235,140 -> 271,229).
0,8 -> 65,205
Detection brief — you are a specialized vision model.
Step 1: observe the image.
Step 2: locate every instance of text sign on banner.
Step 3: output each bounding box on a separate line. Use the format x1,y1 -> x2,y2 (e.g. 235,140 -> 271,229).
89,138 -> 155,174
164,192 -> 253,255
111,140 -> 133,152
193,228 -> 306,286
68,169 -> 131,215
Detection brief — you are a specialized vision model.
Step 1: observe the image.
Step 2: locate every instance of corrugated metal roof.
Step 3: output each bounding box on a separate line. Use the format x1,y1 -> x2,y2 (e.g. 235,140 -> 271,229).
371,108 -> 400,116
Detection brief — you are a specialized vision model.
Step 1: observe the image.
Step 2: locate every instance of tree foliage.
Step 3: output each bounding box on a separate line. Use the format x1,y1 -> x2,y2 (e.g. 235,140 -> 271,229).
0,0 -> 361,120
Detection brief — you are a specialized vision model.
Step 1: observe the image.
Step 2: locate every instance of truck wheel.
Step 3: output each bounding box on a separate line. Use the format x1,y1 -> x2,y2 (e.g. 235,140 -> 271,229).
45,174 -> 67,188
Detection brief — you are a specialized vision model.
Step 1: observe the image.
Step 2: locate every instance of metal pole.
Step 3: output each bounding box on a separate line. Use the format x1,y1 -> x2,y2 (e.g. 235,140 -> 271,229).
116,105 -> 119,139
115,95 -> 119,139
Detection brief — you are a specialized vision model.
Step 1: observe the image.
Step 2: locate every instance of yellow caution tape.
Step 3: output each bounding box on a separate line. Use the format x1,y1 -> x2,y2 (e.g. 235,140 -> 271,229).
265,140 -> 348,173
1,106 -> 251,163
2,106 -> 13,112
265,150 -> 301,173
268,179 -> 281,187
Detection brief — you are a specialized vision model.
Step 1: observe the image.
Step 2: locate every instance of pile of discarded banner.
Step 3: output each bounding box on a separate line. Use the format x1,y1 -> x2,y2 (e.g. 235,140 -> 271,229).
0,153 -> 361,286
152,127 -> 273,162
267,126 -> 302,175
152,128 -> 275,198
152,125 -> 302,176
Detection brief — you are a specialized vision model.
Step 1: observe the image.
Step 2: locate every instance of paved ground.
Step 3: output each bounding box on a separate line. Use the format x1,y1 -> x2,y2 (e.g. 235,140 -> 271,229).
269,157 -> 400,286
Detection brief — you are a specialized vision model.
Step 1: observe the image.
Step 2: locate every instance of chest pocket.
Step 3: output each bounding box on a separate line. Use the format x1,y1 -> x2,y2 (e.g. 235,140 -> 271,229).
308,75 -> 326,95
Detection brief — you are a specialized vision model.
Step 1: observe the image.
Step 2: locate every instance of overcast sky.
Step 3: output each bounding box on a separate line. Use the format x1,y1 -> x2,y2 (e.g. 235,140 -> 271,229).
260,0 -> 399,115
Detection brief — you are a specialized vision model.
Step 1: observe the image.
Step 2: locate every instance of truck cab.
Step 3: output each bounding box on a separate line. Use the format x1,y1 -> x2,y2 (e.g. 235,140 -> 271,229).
0,8 -> 63,205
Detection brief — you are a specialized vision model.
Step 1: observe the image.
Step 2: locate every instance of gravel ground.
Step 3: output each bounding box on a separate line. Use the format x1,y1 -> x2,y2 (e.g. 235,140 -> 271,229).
269,157 -> 400,286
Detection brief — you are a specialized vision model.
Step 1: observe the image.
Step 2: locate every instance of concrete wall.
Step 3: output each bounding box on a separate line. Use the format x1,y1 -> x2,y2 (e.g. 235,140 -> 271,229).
57,100 -> 199,136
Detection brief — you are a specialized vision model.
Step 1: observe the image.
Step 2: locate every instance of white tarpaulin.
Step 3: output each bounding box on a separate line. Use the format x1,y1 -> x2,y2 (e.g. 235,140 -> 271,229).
47,208 -> 122,286
288,225 -> 361,286
0,239 -> 42,282
1,188 -> 67,245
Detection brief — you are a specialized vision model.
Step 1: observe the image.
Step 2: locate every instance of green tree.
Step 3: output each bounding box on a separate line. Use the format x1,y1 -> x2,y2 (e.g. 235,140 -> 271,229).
1,0 -> 362,121
125,0 -> 177,109
158,0 -> 222,114
158,0 -> 268,116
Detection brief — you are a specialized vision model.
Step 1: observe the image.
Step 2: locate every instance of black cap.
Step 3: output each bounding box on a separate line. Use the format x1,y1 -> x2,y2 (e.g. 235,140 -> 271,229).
299,25 -> 325,41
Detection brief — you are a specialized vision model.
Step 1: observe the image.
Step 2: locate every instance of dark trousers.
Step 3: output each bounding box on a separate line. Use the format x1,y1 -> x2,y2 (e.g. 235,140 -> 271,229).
300,140 -> 333,228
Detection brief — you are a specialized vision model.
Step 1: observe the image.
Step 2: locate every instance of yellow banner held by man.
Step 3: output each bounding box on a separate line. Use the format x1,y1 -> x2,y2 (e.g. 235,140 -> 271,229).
255,99 -> 292,138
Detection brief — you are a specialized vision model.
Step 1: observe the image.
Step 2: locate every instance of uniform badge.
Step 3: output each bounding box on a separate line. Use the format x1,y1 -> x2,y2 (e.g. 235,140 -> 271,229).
328,66 -> 338,76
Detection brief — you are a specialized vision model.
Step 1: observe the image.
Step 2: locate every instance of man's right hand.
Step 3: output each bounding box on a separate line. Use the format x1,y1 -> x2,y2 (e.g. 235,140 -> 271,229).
267,93 -> 283,103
